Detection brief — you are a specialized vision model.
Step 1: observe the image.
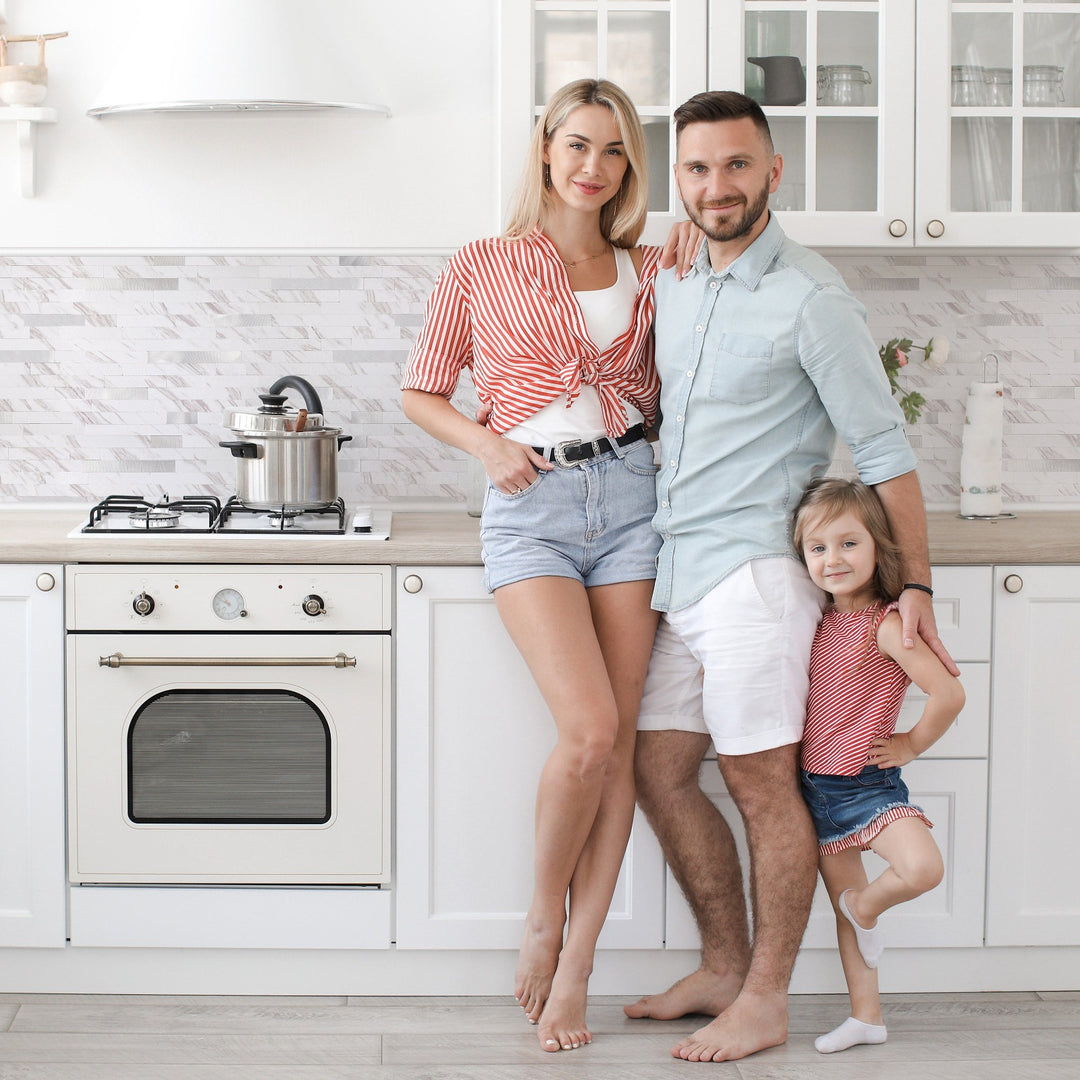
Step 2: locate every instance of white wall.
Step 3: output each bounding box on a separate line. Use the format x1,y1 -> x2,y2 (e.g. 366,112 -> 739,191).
0,0 -> 498,250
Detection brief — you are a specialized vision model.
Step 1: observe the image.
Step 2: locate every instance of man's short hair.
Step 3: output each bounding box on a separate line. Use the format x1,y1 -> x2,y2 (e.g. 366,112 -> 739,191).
674,91 -> 774,154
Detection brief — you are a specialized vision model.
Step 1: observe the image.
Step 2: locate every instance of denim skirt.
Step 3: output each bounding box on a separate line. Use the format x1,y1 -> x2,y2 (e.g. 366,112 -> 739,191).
800,765 -> 931,853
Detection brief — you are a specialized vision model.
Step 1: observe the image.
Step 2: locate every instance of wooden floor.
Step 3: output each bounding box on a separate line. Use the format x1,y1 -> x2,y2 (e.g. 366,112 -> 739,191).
0,991 -> 1077,1077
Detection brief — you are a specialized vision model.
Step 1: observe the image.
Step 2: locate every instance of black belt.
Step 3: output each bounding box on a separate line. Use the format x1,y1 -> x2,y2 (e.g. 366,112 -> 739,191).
533,424 -> 648,466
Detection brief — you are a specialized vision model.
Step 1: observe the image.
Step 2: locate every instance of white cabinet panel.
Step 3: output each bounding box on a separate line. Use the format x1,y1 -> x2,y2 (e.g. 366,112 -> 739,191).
666,758 -> 987,951
896,662 -> 989,759
395,566 -> 664,949
987,565 -> 1080,946
0,565 -> 65,947
929,566 -> 993,662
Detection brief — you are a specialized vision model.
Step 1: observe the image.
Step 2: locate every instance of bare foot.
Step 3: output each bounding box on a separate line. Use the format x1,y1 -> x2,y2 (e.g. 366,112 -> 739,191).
623,965 -> 743,1021
537,964 -> 592,1053
514,914 -> 563,1023
671,989 -> 788,1062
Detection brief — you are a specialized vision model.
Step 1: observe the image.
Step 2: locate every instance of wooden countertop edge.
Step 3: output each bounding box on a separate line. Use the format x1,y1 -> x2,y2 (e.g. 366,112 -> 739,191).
1,509 -> 1078,565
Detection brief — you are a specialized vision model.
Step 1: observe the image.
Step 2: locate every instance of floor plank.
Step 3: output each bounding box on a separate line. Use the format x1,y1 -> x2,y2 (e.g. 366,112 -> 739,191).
0,992 -> 1074,1080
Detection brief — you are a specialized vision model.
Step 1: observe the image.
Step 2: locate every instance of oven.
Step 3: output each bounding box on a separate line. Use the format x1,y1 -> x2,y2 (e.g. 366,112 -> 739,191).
65,563 -> 390,885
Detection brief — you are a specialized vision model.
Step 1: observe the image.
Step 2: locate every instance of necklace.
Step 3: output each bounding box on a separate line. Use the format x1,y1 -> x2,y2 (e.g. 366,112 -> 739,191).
560,246 -> 611,269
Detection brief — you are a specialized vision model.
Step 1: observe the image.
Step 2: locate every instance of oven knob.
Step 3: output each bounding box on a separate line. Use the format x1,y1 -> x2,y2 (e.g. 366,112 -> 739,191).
302,594 -> 326,616
132,592 -> 155,617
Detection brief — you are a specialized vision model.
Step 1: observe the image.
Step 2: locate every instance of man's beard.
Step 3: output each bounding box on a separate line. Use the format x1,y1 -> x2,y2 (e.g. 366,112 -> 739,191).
686,179 -> 771,243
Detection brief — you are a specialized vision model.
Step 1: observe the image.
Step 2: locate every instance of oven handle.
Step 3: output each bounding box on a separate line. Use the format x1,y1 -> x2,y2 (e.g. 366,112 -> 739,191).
98,653 -> 357,668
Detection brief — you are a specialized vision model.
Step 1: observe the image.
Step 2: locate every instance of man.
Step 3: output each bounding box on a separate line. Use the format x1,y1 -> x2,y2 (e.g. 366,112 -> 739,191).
625,91 -> 955,1063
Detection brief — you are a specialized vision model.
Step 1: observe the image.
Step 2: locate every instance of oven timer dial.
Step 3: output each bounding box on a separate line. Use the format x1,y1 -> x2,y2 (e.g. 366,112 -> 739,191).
212,587 -> 247,621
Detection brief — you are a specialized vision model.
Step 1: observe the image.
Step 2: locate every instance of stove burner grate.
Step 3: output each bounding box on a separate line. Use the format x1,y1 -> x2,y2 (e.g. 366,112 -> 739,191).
218,496 -> 347,534
84,494 -> 222,533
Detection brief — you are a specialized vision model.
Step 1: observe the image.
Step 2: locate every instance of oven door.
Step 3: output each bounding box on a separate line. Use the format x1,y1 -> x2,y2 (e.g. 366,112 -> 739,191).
67,633 -> 389,884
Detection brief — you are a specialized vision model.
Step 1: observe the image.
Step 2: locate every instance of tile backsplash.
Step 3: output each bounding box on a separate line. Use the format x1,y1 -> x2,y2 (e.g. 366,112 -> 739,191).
0,250 -> 1077,511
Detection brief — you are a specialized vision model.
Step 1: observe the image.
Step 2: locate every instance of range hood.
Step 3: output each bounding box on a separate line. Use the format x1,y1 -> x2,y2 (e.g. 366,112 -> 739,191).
87,0 -> 389,117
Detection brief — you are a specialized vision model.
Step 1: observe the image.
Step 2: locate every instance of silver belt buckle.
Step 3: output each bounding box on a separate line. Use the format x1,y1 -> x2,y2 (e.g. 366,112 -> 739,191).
553,438 -> 581,467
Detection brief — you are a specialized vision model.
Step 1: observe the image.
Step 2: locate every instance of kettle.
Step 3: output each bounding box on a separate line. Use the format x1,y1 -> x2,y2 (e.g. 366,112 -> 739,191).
747,56 -> 806,106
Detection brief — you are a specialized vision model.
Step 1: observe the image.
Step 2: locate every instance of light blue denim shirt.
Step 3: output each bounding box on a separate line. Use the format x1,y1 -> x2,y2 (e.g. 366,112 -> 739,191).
651,214 -> 917,613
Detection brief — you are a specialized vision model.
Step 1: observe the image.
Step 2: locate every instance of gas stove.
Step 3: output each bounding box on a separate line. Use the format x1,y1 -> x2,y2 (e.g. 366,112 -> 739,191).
69,494 -> 391,539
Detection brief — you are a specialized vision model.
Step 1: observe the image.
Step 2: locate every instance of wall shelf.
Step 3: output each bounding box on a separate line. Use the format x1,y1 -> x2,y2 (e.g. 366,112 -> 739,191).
0,106 -> 57,196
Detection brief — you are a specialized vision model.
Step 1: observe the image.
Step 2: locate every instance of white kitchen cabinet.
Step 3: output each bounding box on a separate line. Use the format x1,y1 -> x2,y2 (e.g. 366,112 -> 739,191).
987,565 -> 1080,946
0,565 -> 66,947
507,1 -> 1080,247
712,0 -> 1080,247
394,565 -> 665,949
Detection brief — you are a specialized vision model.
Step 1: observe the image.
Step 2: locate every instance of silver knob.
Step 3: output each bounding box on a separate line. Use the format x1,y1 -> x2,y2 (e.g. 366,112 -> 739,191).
402,574 -> 423,594
302,594 -> 326,616
35,572 -> 56,592
926,219 -> 945,238
888,219 -> 908,238
1003,573 -> 1023,594
132,591 -> 155,616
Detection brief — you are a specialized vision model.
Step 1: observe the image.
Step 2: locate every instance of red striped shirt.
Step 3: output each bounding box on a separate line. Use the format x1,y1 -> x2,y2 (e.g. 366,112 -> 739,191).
402,228 -> 661,437
801,602 -> 911,776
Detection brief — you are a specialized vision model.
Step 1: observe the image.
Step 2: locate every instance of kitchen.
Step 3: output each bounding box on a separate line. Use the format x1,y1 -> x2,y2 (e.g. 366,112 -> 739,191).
0,0 -> 1078,1072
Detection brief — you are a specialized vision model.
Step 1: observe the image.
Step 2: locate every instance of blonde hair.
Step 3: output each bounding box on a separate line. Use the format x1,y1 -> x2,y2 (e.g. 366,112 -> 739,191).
503,78 -> 649,248
793,477 -> 904,604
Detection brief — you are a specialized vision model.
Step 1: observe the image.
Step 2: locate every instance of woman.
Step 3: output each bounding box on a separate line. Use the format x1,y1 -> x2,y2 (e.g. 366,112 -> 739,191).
402,79 -> 662,1054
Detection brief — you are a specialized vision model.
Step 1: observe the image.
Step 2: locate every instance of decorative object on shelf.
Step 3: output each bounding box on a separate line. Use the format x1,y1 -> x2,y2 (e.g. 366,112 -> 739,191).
747,56 -> 806,105
960,353 -> 1006,519
878,336 -> 950,424
0,32 -> 66,107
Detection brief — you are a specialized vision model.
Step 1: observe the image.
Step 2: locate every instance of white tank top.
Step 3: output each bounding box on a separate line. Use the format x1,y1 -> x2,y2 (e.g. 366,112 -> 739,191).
502,246 -> 644,447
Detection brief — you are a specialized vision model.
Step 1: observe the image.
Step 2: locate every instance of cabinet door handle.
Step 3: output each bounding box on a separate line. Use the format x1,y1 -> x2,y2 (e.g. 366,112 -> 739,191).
402,574 -> 424,594
35,572 -> 56,592
1002,574 -> 1023,594
888,219 -> 908,238
926,219 -> 945,238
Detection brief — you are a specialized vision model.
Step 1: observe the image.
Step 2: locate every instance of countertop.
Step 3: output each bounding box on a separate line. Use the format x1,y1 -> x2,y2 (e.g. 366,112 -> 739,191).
1,508 -> 1078,566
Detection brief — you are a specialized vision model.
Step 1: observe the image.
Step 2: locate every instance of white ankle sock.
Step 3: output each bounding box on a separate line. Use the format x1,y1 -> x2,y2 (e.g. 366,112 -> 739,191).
838,889 -> 885,968
815,1016 -> 888,1054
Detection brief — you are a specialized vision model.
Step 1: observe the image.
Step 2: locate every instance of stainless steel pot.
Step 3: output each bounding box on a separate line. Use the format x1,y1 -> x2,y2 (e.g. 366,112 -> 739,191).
220,375 -> 352,510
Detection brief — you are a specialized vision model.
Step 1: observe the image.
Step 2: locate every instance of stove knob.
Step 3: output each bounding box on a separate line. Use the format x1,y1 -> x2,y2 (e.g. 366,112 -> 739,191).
302,594 -> 326,617
132,592 -> 156,617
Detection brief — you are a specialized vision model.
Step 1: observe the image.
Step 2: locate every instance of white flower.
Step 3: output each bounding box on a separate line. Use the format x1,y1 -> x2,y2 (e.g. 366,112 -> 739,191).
923,336 -> 950,371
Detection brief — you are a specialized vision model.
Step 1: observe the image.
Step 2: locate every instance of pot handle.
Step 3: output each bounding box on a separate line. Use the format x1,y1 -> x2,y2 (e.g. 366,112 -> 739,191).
337,435 -> 353,450
268,375 -> 324,415
219,440 -> 261,459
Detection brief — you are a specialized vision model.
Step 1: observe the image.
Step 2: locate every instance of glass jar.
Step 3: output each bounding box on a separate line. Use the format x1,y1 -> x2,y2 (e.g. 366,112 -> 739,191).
951,65 -> 988,106
985,68 -> 1013,107
817,64 -> 872,106
1023,65 -> 1065,106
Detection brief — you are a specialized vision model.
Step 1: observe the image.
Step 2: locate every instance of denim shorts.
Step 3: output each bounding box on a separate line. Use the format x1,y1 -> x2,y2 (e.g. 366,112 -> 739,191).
800,765 -> 929,851
480,438 -> 660,593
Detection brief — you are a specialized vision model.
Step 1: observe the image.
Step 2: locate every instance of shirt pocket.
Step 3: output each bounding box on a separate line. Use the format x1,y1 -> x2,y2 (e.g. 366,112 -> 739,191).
708,332 -> 773,405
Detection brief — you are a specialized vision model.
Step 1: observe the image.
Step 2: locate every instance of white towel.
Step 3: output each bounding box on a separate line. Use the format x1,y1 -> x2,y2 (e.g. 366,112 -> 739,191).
960,382 -> 1004,517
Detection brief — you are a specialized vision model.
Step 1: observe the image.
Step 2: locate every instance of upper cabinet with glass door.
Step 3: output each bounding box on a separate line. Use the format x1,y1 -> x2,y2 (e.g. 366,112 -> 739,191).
499,1 -> 706,245
709,0 -> 916,247
916,0 -> 1080,246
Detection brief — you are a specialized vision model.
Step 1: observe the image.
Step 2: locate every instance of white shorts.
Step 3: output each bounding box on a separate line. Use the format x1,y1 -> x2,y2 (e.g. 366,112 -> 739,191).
638,557 -> 826,756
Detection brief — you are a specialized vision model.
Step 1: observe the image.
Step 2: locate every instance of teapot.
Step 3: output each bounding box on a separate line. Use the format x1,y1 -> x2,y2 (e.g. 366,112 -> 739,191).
747,55 -> 806,106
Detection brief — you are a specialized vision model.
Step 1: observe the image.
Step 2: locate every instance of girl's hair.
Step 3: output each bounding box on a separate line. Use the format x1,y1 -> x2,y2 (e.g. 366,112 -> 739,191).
503,78 -> 649,248
793,477 -> 904,603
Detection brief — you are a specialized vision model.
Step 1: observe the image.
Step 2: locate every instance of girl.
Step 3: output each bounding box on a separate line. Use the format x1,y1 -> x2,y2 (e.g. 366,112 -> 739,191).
402,80 -> 686,1054
793,477 -> 965,1054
